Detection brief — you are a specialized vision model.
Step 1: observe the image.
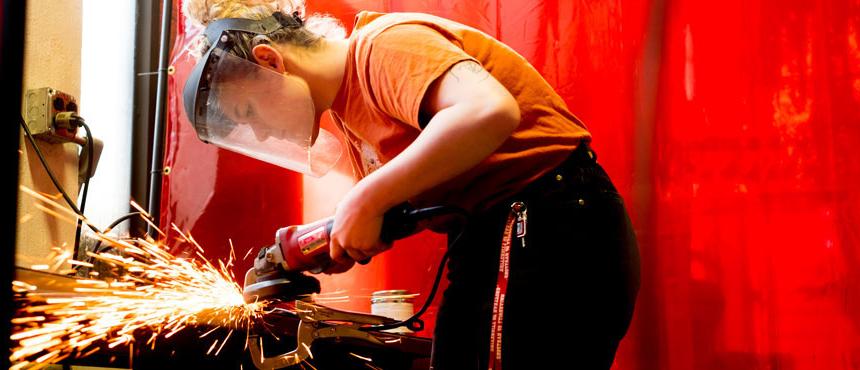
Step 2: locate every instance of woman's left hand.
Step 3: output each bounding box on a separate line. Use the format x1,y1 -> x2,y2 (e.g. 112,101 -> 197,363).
329,185 -> 393,268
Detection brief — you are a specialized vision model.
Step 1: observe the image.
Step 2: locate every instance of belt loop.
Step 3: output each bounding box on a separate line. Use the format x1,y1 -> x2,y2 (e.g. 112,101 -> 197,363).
579,142 -> 596,163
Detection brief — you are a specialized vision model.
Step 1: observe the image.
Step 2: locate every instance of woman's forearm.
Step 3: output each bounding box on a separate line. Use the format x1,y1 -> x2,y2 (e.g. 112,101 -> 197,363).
354,98 -> 520,213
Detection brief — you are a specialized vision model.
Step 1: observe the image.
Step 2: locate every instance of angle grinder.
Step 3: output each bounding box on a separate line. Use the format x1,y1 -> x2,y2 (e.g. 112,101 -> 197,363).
242,203 -> 458,303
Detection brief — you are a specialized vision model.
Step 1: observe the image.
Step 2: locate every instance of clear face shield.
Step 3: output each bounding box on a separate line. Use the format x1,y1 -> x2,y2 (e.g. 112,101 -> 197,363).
183,14 -> 342,176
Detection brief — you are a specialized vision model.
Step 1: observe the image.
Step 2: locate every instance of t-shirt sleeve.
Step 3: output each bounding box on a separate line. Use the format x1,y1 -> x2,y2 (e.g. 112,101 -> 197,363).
362,24 -> 478,129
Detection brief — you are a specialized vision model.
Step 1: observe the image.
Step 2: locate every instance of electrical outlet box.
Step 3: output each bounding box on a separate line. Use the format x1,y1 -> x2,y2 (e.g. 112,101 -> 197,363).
25,87 -> 79,143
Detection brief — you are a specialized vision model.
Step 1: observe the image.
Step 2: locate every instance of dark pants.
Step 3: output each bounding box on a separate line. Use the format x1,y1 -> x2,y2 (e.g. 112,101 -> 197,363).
431,144 -> 641,370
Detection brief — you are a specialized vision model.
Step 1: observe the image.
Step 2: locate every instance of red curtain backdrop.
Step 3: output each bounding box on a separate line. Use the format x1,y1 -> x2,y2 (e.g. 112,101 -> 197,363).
162,0 -> 860,368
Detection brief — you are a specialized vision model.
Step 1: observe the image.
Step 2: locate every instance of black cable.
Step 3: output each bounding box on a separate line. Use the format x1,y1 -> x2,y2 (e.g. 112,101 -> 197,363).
361,208 -> 469,333
89,212 -> 148,258
74,119 -> 95,261
18,115 -> 102,235
360,236 -> 457,333
104,212 -> 147,233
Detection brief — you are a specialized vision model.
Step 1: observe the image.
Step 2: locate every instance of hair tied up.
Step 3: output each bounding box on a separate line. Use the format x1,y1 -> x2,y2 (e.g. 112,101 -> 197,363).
272,10 -> 304,28
292,11 -> 304,26
251,34 -> 272,47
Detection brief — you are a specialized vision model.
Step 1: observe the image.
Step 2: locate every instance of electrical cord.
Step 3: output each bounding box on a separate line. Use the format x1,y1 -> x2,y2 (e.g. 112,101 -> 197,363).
21,113 -> 143,271
89,212 -> 148,258
74,119 -> 95,261
361,207 -> 470,333
18,115 -> 102,235
103,212 -> 147,235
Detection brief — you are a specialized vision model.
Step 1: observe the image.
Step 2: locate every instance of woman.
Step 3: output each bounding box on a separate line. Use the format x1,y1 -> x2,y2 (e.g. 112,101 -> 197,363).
183,1 -> 640,368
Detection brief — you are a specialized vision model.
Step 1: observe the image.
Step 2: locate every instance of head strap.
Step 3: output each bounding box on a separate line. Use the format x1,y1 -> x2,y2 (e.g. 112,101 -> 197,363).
202,11 -> 303,47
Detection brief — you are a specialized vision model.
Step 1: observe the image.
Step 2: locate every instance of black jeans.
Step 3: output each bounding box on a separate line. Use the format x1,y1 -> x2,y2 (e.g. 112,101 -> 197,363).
431,144 -> 641,370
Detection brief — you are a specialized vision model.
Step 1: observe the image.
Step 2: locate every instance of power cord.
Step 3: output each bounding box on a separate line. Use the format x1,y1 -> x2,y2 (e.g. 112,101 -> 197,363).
18,114 -> 103,255
89,212 -> 148,259
73,116 -> 95,261
361,207 -> 470,333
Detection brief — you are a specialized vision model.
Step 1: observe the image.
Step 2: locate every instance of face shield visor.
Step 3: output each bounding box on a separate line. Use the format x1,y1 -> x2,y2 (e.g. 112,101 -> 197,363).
183,14 -> 342,177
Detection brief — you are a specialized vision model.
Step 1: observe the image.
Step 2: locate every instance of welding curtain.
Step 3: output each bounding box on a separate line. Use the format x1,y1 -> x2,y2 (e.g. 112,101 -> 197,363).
163,0 -> 860,369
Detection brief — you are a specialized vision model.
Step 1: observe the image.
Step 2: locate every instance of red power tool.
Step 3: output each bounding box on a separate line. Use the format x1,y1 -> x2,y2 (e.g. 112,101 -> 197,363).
242,204 -> 456,303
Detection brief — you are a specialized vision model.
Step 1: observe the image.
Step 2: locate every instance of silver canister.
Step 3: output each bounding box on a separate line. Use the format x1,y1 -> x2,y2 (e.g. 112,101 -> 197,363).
371,290 -> 415,334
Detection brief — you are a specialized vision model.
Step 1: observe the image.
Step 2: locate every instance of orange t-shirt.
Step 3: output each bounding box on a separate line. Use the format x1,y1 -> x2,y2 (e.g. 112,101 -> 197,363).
330,11 -> 591,211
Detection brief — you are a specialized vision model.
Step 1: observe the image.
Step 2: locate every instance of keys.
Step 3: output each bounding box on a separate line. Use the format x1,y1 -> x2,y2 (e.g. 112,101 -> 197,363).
512,202 -> 528,248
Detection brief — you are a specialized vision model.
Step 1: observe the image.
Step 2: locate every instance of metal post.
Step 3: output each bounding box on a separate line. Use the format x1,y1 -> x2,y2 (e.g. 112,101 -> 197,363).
131,0 -> 161,238
147,0 -> 173,238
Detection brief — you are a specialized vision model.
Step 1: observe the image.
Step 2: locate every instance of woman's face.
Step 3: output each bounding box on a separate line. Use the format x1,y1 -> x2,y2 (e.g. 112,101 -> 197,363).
215,64 -> 317,145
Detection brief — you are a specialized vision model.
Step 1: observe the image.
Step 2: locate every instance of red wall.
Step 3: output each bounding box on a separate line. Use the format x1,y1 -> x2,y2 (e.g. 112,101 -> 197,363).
641,0 -> 860,369
162,0 -> 860,368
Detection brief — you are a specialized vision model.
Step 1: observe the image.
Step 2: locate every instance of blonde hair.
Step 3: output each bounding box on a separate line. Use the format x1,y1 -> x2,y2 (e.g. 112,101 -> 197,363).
183,0 -> 345,38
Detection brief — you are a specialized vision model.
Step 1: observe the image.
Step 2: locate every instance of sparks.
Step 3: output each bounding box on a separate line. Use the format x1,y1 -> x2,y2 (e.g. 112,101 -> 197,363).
10,189 -> 269,368
349,352 -> 373,362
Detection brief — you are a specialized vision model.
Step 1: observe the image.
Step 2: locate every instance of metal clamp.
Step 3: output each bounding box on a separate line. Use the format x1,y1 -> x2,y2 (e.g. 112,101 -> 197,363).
248,300 -> 398,369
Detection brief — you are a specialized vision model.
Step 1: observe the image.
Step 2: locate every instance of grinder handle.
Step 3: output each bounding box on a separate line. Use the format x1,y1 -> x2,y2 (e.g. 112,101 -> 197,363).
316,203 -> 416,266
380,202 -> 422,242
352,203 -> 419,265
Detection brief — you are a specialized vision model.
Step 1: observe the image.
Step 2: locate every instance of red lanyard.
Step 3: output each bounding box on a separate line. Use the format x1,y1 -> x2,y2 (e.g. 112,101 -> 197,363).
489,202 -> 524,370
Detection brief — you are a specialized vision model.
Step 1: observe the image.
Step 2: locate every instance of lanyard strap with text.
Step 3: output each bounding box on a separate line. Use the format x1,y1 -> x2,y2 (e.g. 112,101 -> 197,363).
488,201 -> 527,370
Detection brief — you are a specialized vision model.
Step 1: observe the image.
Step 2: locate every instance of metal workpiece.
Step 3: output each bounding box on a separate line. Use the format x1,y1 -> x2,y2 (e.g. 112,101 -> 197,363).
249,300 -> 429,370
249,300 -> 394,368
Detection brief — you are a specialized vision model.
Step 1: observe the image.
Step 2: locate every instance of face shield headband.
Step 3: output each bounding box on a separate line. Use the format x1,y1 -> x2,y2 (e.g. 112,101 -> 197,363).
182,12 -> 342,176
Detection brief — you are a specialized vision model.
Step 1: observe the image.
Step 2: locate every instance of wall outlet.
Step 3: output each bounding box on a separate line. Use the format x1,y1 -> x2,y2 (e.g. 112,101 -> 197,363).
24,87 -> 79,143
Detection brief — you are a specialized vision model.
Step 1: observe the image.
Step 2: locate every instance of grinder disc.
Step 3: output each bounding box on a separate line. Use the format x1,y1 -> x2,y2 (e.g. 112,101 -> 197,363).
242,272 -> 321,303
